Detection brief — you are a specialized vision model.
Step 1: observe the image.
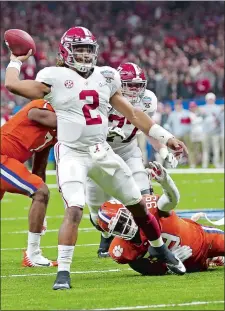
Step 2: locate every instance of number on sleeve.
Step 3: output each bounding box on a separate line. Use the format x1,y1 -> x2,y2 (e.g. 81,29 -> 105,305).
80,90 -> 102,125
145,195 -> 158,209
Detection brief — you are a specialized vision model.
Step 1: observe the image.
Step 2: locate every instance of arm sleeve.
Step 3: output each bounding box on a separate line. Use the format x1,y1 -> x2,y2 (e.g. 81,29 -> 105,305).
157,174 -> 180,212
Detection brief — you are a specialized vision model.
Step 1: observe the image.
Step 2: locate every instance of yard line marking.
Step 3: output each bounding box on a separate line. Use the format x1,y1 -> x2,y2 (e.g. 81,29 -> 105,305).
2,209 -> 224,222
1,214 -> 90,221
8,227 -> 96,234
84,301 -> 225,311
45,168 -> 224,175
1,268 -> 132,278
46,178 -> 223,189
1,243 -> 98,251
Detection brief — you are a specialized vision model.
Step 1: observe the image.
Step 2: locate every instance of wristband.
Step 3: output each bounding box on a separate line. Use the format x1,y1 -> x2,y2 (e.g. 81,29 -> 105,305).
7,59 -> 22,73
159,147 -> 169,160
149,124 -> 174,145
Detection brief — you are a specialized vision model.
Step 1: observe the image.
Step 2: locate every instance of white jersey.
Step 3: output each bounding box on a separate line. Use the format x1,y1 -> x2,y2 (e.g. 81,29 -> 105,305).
107,89 -> 157,159
36,66 -> 121,152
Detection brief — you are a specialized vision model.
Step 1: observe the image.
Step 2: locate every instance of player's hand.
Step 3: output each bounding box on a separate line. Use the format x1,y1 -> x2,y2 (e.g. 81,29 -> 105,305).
167,138 -> 188,159
107,126 -> 126,142
10,49 -> 33,63
159,148 -> 178,169
148,161 -> 167,184
172,245 -> 192,262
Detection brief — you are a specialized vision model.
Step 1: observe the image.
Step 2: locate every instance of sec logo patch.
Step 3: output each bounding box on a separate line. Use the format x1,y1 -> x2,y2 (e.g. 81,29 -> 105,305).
64,80 -> 74,89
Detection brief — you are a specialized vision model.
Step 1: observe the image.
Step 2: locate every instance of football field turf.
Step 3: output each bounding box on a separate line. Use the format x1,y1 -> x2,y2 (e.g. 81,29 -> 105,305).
1,172 -> 224,310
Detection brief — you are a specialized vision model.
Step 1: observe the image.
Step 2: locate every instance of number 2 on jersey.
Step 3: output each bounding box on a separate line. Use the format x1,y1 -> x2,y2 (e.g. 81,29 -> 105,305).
80,90 -> 102,125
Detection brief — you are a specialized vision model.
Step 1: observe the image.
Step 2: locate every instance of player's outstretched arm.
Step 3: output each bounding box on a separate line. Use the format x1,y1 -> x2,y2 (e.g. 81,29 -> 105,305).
110,90 -> 188,157
28,108 -> 57,128
149,162 -> 180,212
32,145 -> 52,182
5,51 -> 50,100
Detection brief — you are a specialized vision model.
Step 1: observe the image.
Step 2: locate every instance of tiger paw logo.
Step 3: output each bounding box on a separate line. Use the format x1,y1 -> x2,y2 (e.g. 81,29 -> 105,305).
113,245 -> 123,257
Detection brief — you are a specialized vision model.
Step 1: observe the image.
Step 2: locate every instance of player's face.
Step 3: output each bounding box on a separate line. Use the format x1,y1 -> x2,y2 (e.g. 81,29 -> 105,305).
108,207 -> 138,240
73,45 -> 94,64
122,81 -> 146,104
127,82 -> 143,91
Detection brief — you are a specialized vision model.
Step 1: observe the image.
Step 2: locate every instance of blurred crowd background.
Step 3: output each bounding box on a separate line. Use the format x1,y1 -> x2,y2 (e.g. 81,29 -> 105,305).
1,1 -> 224,168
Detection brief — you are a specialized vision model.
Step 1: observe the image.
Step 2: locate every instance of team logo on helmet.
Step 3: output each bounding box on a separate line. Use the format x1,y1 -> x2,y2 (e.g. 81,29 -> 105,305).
101,70 -> 115,83
64,80 -> 74,89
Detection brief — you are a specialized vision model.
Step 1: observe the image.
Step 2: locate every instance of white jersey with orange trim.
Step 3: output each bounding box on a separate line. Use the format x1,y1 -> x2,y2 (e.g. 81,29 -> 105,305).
36,65 -> 121,152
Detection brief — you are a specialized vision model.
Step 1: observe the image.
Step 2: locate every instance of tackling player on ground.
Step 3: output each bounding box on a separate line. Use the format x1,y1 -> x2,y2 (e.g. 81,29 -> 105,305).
1,99 -> 57,267
5,26 -> 188,290
87,62 -> 179,257
97,162 -> 224,274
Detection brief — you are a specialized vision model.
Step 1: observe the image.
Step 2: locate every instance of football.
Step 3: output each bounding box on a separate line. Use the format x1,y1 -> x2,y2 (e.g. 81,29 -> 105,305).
4,29 -> 36,56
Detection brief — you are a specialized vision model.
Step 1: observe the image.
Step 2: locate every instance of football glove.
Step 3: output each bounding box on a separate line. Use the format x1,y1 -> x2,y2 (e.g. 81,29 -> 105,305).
107,126 -> 126,143
159,147 -> 178,169
148,161 -> 168,184
172,245 -> 193,262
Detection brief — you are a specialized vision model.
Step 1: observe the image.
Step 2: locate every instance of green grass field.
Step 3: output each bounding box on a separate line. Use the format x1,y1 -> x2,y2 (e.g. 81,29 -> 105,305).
1,172 -> 224,310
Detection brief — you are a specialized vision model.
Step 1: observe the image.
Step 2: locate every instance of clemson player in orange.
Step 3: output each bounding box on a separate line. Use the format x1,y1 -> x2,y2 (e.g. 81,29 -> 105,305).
97,162 -> 224,275
1,99 -> 58,267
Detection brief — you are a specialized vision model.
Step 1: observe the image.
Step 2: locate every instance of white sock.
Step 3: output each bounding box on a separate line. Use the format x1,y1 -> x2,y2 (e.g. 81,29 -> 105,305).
58,245 -> 75,272
27,231 -> 41,256
149,236 -> 164,247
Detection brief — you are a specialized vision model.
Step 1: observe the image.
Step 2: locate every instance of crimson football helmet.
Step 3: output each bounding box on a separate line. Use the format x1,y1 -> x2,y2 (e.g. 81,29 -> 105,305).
59,26 -> 99,72
98,200 -> 138,240
117,62 -> 147,104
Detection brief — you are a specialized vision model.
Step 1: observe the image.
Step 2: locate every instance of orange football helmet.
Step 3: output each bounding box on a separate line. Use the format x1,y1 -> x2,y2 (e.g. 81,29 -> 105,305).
97,200 -> 138,240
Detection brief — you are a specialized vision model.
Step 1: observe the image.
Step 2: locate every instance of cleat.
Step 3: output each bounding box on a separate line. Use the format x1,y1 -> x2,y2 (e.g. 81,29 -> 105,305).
148,245 -> 186,275
97,249 -> 110,258
97,235 -> 113,258
166,256 -> 186,275
22,250 -> 58,267
53,271 -> 71,290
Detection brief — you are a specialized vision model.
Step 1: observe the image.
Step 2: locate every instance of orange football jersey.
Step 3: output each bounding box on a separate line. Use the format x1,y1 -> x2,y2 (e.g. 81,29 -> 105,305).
109,195 -> 224,272
1,99 -> 57,163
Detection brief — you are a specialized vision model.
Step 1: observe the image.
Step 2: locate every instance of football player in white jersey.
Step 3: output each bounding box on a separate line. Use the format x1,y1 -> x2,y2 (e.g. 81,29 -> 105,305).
5,26 -> 188,290
87,62 -> 178,257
